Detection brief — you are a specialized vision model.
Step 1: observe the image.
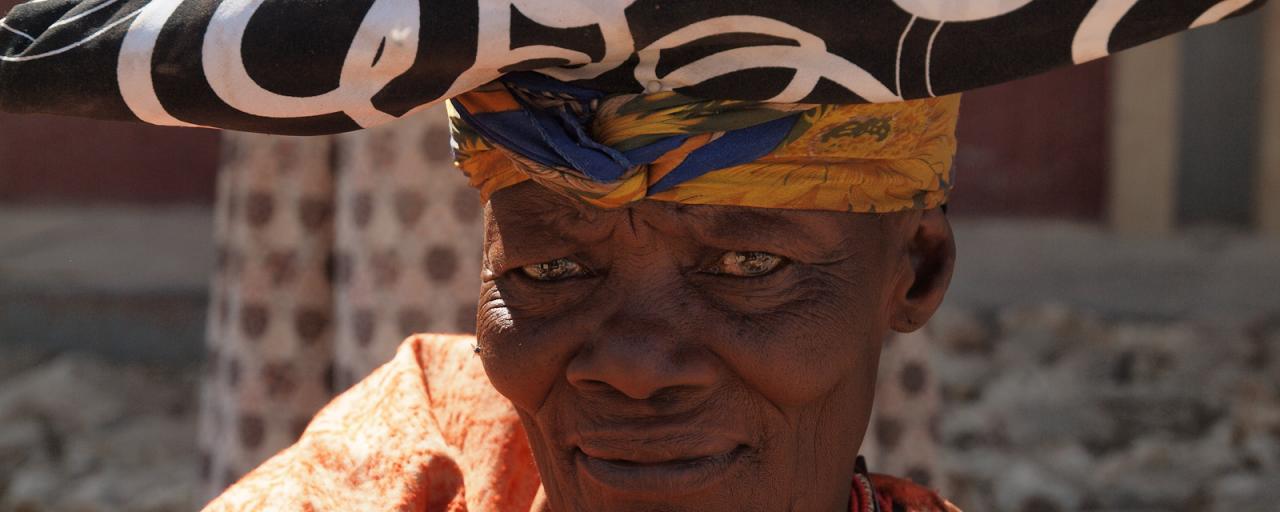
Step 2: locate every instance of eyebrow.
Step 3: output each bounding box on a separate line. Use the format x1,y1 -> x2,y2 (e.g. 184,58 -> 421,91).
705,210 -> 803,239
494,197 -> 853,262
491,197 -> 612,249
693,208 -> 837,259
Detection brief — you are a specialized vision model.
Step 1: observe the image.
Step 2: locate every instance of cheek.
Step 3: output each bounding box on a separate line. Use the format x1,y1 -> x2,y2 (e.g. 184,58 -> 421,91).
476,280 -> 575,414
713,281 -> 888,408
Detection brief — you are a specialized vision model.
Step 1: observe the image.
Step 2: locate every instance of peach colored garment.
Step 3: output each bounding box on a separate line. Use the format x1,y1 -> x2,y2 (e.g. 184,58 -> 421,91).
204,335 -> 958,512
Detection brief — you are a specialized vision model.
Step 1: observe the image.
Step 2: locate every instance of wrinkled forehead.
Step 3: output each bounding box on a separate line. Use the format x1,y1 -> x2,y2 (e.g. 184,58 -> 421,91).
483,181 -> 909,259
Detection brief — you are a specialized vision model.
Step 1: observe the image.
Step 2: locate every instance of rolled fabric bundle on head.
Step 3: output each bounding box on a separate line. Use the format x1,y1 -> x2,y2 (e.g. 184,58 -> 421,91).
1,0 -> 1266,134
448,73 -> 960,213
3,0 -> 1265,140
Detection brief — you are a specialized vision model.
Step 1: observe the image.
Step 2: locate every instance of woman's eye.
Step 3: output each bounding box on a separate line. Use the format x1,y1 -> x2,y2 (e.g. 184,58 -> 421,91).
520,258 -> 589,281
707,251 -> 785,277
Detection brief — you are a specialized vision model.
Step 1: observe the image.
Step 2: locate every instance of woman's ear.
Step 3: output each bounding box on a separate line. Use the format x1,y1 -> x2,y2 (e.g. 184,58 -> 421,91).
889,207 -> 955,333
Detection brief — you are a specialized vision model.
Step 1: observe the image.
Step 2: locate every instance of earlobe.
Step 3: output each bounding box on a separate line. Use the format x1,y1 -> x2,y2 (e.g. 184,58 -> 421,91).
890,208 -> 956,333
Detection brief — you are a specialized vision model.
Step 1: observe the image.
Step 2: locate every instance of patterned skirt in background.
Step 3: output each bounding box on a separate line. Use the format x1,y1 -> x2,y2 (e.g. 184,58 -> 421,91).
195,105 -> 941,503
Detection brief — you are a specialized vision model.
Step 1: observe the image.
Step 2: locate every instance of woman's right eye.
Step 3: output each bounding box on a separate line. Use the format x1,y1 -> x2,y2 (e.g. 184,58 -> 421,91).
519,258 -> 589,281
704,251 -> 787,278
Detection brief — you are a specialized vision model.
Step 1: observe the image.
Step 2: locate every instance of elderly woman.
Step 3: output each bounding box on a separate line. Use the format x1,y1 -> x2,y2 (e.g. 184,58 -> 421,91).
201,90 -> 964,512
1,0 -> 1266,510
200,84 -> 962,511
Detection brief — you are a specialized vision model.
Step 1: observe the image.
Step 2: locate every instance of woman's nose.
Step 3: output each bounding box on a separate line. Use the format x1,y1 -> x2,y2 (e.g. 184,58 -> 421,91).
565,314 -> 720,401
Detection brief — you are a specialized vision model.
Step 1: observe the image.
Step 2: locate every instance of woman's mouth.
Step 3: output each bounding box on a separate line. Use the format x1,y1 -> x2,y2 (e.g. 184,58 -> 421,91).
574,442 -> 749,497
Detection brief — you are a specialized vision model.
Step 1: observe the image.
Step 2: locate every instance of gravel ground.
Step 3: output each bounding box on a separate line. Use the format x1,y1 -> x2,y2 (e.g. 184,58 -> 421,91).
0,346 -> 201,512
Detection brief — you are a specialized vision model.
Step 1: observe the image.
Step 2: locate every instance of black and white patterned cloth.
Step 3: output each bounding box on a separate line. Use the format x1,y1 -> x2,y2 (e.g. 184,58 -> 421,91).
0,0 -> 1266,135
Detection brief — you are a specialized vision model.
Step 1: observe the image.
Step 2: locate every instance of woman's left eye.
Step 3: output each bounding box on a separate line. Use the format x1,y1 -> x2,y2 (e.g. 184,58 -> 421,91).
520,258 -> 589,281
705,251 -> 786,277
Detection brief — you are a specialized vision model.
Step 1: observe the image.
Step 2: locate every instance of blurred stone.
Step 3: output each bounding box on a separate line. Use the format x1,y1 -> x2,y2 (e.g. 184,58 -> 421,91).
0,419 -> 44,466
3,466 -> 60,512
991,461 -> 1081,512
934,304 -> 1280,511
0,353 -> 198,512
929,307 -> 995,354
57,461 -> 198,512
0,356 -> 174,433
1090,426 -> 1237,508
938,405 -> 1008,451
931,353 -> 994,403
992,304 -> 1102,371
979,364 -> 1117,449
64,416 -> 196,473
0,347 -> 48,383
1209,472 -> 1280,512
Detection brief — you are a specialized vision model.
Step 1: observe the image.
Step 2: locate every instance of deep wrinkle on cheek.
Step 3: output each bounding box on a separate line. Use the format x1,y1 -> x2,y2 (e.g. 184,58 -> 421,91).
476,282 -> 514,345
712,272 -> 883,418
479,280 -> 594,416
711,269 -> 854,339
490,270 -> 603,321
477,295 -> 556,413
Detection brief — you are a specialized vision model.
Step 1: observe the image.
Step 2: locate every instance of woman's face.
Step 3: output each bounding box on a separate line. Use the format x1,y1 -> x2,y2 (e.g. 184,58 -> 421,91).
477,182 -> 952,512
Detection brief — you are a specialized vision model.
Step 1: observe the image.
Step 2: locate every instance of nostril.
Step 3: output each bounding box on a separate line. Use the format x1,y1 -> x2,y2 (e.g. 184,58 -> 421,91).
565,329 -> 721,401
570,378 -> 613,392
569,375 -> 656,401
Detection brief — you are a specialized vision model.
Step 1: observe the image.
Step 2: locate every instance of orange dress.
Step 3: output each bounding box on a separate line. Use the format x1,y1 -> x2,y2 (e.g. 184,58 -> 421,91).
203,335 -> 959,512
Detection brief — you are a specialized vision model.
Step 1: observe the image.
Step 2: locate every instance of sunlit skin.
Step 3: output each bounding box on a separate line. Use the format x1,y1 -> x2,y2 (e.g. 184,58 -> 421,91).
475,181 -> 955,512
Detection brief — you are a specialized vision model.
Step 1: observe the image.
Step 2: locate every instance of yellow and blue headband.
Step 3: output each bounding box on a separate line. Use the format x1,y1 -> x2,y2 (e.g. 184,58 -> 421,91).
448,74 -> 960,213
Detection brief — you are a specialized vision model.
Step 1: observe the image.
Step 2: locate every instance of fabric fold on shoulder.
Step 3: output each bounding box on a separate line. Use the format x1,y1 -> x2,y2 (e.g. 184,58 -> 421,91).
202,334 -> 541,512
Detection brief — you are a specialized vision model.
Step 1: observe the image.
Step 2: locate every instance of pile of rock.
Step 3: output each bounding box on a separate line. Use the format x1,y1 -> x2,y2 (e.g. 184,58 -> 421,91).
929,305 -> 1280,512
0,346 -> 200,512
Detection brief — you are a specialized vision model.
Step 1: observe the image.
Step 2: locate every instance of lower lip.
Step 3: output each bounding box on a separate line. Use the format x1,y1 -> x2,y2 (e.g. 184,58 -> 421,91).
576,445 -> 746,497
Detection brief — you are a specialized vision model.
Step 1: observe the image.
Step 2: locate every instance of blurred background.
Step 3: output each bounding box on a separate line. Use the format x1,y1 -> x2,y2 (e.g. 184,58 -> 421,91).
1,3 -> 1278,511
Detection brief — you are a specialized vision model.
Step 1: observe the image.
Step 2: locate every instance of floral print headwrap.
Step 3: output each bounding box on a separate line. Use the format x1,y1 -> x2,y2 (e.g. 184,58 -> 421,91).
449,74 -> 960,213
